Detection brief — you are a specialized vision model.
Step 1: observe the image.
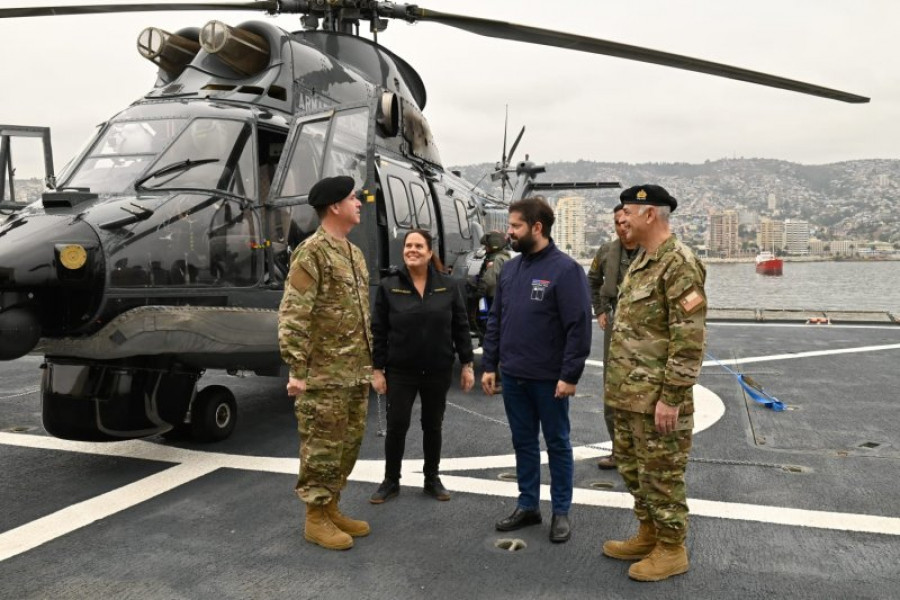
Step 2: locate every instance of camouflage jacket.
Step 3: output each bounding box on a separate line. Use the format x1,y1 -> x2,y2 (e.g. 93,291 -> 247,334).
477,249 -> 511,299
605,234 -> 707,415
587,239 -> 637,317
278,227 -> 373,389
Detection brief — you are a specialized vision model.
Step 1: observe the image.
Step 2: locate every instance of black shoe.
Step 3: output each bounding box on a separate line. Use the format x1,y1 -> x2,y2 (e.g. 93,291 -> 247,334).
550,514 -> 571,543
495,507 -> 542,531
424,476 -> 451,501
369,479 -> 400,504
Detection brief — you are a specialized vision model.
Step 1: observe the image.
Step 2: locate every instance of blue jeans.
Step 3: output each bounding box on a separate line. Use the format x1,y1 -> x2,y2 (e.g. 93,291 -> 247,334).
501,373 -> 574,515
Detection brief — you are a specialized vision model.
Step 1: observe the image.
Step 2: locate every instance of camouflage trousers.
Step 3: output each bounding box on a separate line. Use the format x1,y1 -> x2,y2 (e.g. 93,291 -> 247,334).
294,384 -> 369,506
613,409 -> 693,544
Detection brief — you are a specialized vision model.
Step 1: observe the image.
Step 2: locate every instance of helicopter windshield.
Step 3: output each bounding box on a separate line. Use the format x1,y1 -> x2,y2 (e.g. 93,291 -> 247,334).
66,118 -> 256,198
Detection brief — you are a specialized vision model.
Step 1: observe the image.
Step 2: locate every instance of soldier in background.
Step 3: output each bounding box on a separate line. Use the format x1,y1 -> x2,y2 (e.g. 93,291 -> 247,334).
587,204 -> 640,469
278,175 -> 373,551
467,231 -> 511,342
602,184 -> 707,582
476,231 -> 512,303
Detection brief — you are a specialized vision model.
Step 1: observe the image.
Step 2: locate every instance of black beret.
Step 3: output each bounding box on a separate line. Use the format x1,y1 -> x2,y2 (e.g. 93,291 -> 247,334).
619,184 -> 677,212
308,175 -> 355,208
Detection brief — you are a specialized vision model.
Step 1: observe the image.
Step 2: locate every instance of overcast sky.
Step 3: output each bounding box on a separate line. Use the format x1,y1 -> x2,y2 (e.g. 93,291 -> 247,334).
0,0 -> 895,178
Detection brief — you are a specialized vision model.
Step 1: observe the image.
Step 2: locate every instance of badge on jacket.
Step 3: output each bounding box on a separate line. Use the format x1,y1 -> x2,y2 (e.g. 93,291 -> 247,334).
531,279 -> 550,301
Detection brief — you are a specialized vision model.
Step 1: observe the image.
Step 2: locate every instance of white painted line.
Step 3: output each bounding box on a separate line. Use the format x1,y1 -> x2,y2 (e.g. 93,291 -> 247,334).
0,366 -> 888,565
343,470 -> 900,537
710,322 -> 900,331
0,461 -> 218,562
703,343 -> 900,368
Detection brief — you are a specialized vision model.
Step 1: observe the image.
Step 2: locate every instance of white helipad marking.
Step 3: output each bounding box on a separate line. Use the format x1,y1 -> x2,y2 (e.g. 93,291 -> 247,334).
1,339 -> 898,561
703,342 -> 900,368
0,462 -> 218,562
710,322 -> 900,331
2,429 -> 899,564
439,383 -> 724,470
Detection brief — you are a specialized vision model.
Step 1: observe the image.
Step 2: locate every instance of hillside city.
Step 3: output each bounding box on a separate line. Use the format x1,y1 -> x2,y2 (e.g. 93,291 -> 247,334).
7,158 -> 900,261
455,158 -> 900,260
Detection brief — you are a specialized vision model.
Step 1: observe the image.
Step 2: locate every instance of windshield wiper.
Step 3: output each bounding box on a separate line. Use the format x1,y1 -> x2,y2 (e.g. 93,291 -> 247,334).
138,186 -> 252,207
134,158 -> 219,191
99,202 -> 155,231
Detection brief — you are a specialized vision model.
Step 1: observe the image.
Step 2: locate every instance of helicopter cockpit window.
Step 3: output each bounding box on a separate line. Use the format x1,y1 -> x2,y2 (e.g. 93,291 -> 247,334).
279,120 -> 327,198
141,119 -> 256,198
387,176 -> 411,227
322,108 -> 368,185
409,182 -> 432,229
67,119 -> 185,194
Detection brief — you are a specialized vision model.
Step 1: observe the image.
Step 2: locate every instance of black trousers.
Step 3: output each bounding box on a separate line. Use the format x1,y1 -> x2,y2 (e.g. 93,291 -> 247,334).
383,368 -> 453,481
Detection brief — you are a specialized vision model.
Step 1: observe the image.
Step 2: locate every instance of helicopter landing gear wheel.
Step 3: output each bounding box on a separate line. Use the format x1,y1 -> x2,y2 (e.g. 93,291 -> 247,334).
191,385 -> 237,442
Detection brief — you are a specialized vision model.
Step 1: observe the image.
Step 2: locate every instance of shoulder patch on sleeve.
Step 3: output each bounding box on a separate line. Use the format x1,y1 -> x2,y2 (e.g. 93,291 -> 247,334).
289,265 -> 316,293
678,286 -> 706,315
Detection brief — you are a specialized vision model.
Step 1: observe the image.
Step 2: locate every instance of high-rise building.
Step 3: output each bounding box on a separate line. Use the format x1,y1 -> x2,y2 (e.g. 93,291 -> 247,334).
767,193 -> 778,211
757,218 -> 785,253
556,195 -> 585,258
708,210 -> 740,257
783,219 -> 810,255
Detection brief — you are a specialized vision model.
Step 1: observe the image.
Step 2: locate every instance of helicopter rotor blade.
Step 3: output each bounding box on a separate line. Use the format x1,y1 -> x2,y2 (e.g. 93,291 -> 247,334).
0,2 -> 277,19
507,126 -> 525,167
407,7 -> 869,104
501,105 -> 509,168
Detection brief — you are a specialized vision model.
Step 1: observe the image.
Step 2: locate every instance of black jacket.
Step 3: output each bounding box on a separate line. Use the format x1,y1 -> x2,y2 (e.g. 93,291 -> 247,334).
372,265 -> 474,374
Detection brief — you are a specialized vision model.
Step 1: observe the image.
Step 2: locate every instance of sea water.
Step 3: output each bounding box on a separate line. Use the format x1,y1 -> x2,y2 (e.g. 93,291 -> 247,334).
704,260 -> 900,312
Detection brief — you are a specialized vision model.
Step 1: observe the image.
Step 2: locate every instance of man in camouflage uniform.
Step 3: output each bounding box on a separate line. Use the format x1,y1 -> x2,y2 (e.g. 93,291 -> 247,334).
602,184 -> 707,582
278,175 -> 373,551
476,230 -> 511,302
587,204 -> 640,469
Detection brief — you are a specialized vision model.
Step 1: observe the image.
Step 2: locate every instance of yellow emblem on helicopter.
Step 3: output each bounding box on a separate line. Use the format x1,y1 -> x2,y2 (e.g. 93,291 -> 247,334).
59,245 -> 87,270
637,189 -> 648,200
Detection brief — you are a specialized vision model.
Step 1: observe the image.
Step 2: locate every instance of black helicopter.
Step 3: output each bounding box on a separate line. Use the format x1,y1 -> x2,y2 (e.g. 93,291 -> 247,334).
0,1 -> 868,444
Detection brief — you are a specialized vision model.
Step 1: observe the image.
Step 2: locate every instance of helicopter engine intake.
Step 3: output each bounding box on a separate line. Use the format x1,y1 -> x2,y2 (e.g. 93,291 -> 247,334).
137,26 -> 201,80
200,20 -> 270,76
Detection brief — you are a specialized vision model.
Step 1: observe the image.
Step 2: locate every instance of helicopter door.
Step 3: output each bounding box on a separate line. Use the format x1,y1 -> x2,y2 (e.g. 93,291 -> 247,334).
266,106 -> 373,281
377,158 -> 440,269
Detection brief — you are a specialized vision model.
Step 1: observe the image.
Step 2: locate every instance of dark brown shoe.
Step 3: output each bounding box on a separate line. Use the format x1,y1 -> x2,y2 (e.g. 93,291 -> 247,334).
596,455 -> 617,470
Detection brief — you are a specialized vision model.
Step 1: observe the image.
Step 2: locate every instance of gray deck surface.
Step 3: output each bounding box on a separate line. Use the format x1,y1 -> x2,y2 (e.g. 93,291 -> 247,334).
1,321 -> 898,599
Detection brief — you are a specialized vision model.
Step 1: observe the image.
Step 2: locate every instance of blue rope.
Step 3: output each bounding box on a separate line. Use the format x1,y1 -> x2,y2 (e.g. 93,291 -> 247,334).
705,353 -> 786,411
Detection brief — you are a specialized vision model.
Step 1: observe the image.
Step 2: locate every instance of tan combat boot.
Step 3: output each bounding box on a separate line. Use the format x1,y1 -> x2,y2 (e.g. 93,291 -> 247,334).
304,504 -> 353,550
628,542 -> 689,582
325,497 -> 371,537
602,520 -> 657,560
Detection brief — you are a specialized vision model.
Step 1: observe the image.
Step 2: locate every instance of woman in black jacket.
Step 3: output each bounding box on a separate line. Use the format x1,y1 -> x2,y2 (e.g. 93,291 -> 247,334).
369,229 -> 475,503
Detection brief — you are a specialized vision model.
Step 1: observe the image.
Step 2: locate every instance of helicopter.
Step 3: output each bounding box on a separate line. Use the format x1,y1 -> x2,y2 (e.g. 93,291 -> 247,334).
0,1 -> 869,444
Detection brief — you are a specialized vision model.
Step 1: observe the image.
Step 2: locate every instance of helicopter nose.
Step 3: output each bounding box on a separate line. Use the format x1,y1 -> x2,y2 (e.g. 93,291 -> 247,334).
0,307 -> 41,360
0,214 -> 104,347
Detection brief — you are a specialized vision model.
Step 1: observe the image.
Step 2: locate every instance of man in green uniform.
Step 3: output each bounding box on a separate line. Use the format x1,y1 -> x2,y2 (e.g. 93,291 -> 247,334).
278,175 -> 373,551
587,204 -> 640,469
476,230 -> 511,302
602,184 -> 707,581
